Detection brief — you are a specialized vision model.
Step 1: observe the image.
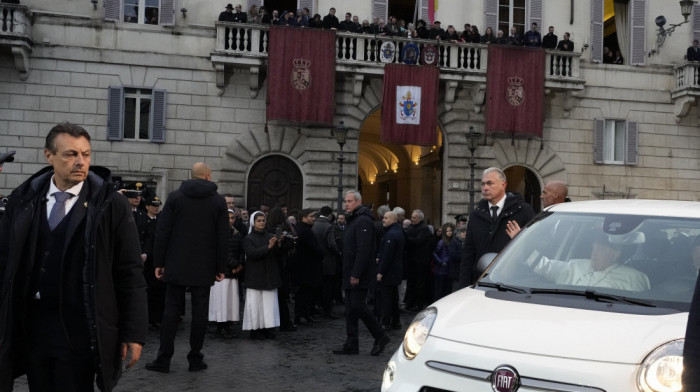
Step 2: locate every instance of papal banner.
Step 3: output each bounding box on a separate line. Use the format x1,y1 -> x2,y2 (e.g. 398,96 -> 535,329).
266,26 -> 335,126
381,64 -> 439,145
485,46 -> 545,138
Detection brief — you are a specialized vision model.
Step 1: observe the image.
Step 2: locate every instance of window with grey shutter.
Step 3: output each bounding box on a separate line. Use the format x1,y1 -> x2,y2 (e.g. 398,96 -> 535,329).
372,0 -> 388,22
484,0 -> 498,34
529,0 -> 542,30
107,86 -> 124,141
417,0 -> 429,23
150,89 -> 167,143
625,121 -> 638,165
104,0 -> 120,21
160,0 -> 174,26
590,0 -> 603,63
593,119 -> 604,164
630,0 -> 646,65
298,0 -> 314,16
694,5 -> 700,43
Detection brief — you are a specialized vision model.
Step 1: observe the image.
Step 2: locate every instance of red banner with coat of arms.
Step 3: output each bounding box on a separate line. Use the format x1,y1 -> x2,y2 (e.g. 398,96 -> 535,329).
266,26 -> 335,126
380,63 -> 439,145
485,46 -> 545,138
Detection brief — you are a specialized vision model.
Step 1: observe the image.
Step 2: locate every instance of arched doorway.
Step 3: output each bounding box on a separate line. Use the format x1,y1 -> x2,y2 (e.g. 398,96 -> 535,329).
504,165 -> 542,212
247,155 -> 303,212
357,108 -> 443,225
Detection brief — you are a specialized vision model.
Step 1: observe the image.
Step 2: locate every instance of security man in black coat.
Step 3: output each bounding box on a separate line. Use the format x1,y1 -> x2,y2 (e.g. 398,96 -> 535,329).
0,123 -> 147,391
145,162 -> 229,373
376,210 -> 405,329
333,190 -> 390,356
459,167 -> 535,288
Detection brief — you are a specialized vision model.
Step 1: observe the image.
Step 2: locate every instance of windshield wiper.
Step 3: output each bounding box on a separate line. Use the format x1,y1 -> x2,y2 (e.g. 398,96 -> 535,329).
529,288 -> 656,307
477,281 -> 530,294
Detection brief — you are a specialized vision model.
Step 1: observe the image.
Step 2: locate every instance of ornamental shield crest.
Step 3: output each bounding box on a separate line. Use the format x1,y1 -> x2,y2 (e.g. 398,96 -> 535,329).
291,58 -> 311,92
506,76 -> 524,106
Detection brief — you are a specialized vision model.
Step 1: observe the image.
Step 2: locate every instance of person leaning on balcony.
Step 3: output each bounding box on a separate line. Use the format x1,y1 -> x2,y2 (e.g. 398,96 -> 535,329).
322,7 -> 339,30
495,29 -> 507,44
231,4 -> 247,23
338,12 -> 356,32
481,26 -> 497,44
524,22 -> 541,47
687,39 -> 700,61
218,3 -> 235,22
506,26 -> 523,46
416,19 -> 429,39
309,13 -> 323,28
247,4 -> 259,23
428,21 -> 445,40
445,25 -> 460,43
542,26 -> 557,49
468,25 -> 481,43
556,32 -> 574,51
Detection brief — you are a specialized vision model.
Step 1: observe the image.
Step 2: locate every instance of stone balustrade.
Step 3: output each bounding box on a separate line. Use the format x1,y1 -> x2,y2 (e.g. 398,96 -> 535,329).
0,3 -> 33,80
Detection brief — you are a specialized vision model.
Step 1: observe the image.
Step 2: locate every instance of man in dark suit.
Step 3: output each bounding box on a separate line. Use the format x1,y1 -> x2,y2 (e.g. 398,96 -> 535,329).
322,7 -> 339,29
688,39 -> 700,61
376,211 -> 405,330
333,190 -> 390,356
145,162 -> 229,373
459,167 -> 535,288
0,122 -> 147,391
556,32 -> 575,76
542,26 -> 558,49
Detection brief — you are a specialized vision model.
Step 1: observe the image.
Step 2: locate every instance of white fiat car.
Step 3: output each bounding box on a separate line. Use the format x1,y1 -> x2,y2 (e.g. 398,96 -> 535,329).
382,200 -> 700,392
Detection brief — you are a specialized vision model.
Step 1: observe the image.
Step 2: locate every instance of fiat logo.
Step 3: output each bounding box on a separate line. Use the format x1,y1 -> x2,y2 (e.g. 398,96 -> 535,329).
490,365 -> 520,392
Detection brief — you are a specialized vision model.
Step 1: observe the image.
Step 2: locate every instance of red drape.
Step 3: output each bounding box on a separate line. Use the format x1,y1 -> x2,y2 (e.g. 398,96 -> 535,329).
380,64 -> 439,146
266,26 -> 336,126
485,46 -> 545,138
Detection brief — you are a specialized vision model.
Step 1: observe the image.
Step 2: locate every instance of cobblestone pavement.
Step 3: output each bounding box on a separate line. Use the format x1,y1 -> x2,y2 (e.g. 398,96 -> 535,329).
12,297 -> 417,392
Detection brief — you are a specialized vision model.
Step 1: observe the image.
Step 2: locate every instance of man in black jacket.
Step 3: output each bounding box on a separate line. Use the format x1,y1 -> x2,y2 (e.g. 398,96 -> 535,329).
322,7 -> 339,29
542,26 -> 558,49
0,123 -> 147,391
312,206 -> 340,317
376,211 -> 405,330
145,162 -> 229,373
459,167 -> 534,288
333,190 -> 390,356
404,209 -> 433,311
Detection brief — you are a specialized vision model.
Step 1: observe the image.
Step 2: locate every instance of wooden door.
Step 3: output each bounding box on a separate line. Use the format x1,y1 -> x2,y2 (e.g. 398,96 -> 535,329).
247,155 -> 303,212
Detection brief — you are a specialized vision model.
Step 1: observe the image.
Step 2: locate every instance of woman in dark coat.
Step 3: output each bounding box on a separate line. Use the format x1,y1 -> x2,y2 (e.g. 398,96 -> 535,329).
432,223 -> 455,301
242,211 -> 283,339
481,26 -> 497,44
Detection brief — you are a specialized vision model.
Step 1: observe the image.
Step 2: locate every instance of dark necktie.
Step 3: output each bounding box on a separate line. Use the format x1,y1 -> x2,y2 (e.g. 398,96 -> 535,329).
48,191 -> 72,230
490,206 -> 499,222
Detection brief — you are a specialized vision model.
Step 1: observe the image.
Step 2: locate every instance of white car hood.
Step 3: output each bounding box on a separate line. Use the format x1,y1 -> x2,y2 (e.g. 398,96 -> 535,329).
429,288 -> 687,364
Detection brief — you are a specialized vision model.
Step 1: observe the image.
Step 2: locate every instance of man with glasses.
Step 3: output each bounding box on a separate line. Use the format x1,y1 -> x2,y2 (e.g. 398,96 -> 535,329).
458,167 -> 534,288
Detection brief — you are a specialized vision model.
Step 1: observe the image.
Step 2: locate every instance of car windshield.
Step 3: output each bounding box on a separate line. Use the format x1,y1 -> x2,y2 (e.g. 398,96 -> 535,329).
484,211 -> 700,310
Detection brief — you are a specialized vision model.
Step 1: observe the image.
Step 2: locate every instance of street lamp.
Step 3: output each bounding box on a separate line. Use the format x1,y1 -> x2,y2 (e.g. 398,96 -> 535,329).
333,121 -> 349,214
650,0 -> 696,55
466,126 -> 482,215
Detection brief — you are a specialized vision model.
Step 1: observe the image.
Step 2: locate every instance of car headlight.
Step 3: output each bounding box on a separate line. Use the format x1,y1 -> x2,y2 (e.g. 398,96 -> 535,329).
403,307 -> 437,359
638,339 -> 683,392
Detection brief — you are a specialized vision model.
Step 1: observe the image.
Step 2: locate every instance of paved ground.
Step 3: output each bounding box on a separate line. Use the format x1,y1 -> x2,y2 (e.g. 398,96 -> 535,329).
12,296 -> 416,392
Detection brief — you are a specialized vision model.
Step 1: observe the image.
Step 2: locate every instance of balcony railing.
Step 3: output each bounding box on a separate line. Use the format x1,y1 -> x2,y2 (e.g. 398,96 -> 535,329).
211,22 -> 584,98
0,3 -> 32,80
671,62 -> 700,121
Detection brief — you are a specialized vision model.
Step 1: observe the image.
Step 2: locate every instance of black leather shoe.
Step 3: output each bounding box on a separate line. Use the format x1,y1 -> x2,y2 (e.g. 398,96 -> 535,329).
145,361 -> 170,373
371,335 -> 391,356
332,346 -> 359,355
188,361 -> 208,372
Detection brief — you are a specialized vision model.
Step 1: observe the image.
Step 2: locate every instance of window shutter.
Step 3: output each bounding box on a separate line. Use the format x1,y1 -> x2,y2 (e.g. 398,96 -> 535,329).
107,87 -> 124,141
593,119 -> 604,164
590,0 -> 603,63
104,0 -> 120,21
297,0 -> 314,15
160,0 -> 175,26
417,0 -> 429,23
372,0 -> 388,22
694,5 -> 700,42
630,0 -> 646,65
150,89 -> 167,143
625,121 -> 638,165
528,0 -> 542,30
484,0 -> 498,34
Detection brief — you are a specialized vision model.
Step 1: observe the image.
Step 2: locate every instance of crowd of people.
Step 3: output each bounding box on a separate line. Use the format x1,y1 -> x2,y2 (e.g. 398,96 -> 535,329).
217,3 -> 579,53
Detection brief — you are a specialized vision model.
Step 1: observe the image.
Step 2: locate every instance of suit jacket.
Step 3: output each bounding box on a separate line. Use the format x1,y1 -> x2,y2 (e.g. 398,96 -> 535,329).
0,166 -> 147,392
688,46 -> 700,61
459,193 -> 535,288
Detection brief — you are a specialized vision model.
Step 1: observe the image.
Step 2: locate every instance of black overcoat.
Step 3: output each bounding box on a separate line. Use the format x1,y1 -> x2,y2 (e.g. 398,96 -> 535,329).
0,166 -> 147,392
